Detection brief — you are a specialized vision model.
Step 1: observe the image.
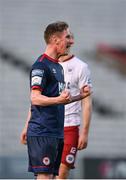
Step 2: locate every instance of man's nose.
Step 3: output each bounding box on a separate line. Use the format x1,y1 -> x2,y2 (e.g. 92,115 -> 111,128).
70,39 -> 74,45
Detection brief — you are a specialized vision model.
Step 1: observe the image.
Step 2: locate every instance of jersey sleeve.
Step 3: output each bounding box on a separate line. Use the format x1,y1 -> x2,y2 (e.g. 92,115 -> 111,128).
30,63 -> 47,92
78,64 -> 92,89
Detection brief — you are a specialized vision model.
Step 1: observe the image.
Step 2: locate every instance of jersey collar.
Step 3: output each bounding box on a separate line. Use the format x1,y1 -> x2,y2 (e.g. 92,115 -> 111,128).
61,55 -> 74,62
41,53 -> 58,63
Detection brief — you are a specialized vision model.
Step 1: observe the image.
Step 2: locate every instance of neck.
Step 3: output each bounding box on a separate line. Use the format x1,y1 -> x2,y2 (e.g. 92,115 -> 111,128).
44,45 -> 59,59
58,54 -> 73,62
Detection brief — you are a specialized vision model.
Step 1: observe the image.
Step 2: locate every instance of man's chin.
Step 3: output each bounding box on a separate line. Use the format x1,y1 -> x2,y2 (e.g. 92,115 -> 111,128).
64,48 -> 70,54
58,53 -> 68,58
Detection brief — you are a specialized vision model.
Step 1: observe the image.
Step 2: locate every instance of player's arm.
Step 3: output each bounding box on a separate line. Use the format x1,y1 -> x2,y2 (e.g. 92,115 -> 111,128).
31,65 -> 72,105
65,85 -> 91,104
20,108 -> 31,144
77,63 -> 92,149
71,85 -> 91,103
31,89 -> 71,106
78,94 -> 92,150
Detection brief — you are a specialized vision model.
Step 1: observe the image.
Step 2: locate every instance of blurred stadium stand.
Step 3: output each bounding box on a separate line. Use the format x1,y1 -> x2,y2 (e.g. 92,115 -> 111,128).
0,0 -> 126,179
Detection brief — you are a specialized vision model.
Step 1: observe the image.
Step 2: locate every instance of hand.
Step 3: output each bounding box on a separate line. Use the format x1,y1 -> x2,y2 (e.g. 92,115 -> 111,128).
59,90 -> 71,104
20,128 -> 27,145
77,134 -> 88,150
80,85 -> 92,99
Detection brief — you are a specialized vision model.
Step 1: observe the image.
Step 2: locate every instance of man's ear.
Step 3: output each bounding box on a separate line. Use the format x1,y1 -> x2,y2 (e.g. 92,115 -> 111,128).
52,34 -> 60,45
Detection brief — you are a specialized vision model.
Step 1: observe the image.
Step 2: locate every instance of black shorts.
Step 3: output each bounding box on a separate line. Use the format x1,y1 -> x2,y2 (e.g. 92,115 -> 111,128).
27,136 -> 64,176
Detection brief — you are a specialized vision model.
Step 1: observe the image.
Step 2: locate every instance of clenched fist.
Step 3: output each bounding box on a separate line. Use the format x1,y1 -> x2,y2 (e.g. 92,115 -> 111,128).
58,90 -> 71,104
80,85 -> 92,99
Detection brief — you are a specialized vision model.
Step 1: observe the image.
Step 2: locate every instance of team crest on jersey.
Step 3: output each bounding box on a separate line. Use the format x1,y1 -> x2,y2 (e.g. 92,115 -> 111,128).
32,69 -> 44,77
42,157 -> 50,166
66,154 -> 75,164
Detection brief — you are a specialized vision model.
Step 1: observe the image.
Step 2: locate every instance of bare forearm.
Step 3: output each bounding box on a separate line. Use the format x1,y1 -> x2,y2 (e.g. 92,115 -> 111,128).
24,108 -> 31,129
72,92 -> 90,102
82,110 -> 91,135
31,94 -> 59,106
81,96 -> 92,135
31,90 -> 61,106
66,92 -> 90,104
31,89 -> 71,106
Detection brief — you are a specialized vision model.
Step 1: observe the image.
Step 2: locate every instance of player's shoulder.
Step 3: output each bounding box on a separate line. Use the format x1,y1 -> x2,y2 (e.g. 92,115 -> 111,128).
32,54 -> 47,69
72,56 -> 88,68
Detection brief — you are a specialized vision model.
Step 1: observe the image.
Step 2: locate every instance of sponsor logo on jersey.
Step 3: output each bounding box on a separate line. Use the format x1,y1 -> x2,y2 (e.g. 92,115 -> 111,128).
58,82 -> 65,94
66,154 -> 75,164
42,157 -> 50,166
32,69 -> 44,77
66,82 -> 71,89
